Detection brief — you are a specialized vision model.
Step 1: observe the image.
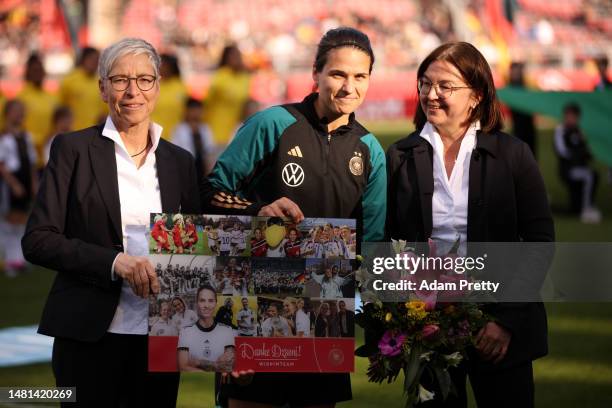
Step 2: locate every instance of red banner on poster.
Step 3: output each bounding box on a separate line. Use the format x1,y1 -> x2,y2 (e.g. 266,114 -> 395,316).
149,336 -> 179,372
235,337 -> 354,372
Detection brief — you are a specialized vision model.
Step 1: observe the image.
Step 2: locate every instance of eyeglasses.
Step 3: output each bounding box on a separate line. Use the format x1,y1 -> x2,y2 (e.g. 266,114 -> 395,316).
417,78 -> 471,98
107,75 -> 157,91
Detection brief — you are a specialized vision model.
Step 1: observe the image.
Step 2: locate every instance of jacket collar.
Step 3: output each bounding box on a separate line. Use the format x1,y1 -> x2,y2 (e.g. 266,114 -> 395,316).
393,123 -> 496,241
90,124 -> 122,241
89,123 -> 179,242
395,127 -> 499,158
300,93 -> 357,136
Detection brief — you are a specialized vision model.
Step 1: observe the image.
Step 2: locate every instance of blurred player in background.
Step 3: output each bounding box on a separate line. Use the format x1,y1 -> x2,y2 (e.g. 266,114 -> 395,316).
554,102 -> 601,223
172,97 -> 216,183
152,53 -> 188,139
43,106 -> 73,165
0,100 -> 38,277
17,53 -> 58,167
59,47 -> 107,130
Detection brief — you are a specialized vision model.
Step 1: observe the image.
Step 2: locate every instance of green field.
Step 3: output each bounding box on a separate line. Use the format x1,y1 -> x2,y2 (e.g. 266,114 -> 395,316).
1,125 -> 611,407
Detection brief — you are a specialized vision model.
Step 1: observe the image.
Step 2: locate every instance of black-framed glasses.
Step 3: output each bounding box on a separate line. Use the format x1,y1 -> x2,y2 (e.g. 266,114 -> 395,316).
417,78 -> 471,98
107,75 -> 157,91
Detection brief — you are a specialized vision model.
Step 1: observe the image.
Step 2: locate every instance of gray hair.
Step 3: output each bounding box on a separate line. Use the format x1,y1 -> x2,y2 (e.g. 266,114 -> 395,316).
98,38 -> 161,79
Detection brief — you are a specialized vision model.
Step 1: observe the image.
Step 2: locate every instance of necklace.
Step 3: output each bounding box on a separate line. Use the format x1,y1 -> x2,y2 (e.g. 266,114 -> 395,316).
130,139 -> 150,157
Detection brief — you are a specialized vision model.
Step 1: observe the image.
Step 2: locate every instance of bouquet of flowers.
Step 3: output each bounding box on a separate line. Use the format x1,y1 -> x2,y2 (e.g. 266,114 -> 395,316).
355,240 -> 490,407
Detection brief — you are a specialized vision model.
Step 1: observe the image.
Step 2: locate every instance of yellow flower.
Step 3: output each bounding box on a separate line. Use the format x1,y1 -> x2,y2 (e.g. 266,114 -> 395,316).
406,300 -> 427,320
406,300 -> 426,313
444,305 -> 455,315
385,312 -> 393,322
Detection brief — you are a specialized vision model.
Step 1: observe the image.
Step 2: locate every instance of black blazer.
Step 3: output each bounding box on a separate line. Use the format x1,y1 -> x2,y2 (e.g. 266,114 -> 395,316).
386,130 -> 555,369
22,124 -> 200,342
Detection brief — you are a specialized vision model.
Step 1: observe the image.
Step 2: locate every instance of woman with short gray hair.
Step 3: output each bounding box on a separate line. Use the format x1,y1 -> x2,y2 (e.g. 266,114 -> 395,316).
22,37 -> 200,407
98,37 -> 161,80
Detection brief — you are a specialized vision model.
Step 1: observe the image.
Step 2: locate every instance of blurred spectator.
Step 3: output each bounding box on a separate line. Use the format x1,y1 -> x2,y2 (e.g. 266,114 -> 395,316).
553,102 -> 601,223
508,62 -> 537,157
17,53 -> 59,167
203,45 -> 251,148
172,97 -> 215,183
594,56 -> 612,90
43,106 -> 73,165
593,56 -> 612,184
152,53 -> 188,140
0,90 -> 5,133
0,100 -> 37,277
59,47 -> 107,130
230,98 -> 262,142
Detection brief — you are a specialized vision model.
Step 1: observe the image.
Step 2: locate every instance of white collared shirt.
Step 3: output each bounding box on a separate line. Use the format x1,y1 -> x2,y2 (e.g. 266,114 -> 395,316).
102,116 -> 163,335
419,121 -> 480,256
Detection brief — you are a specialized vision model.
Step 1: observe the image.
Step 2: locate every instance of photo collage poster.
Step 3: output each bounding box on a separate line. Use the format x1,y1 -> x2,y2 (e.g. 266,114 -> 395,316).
147,213 -> 357,372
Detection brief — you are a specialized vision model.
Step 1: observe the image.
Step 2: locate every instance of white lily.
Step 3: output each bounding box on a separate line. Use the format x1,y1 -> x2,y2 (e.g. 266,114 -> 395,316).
443,352 -> 463,367
420,351 -> 434,361
418,384 -> 435,402
391,238 -> 407,254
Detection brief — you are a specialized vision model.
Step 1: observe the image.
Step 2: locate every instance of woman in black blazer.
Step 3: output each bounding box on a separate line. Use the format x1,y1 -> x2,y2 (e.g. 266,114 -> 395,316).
386,42 -> 554,407
21,38 -> 199,407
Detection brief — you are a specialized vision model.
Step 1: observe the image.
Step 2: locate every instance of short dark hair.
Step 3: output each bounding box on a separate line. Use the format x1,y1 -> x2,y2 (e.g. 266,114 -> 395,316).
25,53 -> 43,81
413,42 -> 503,134
3,99 -> 23,117
52,106 -> 72,124
595,55 -> 609,69
161,53 -> 181,77
219,44 -> 240,68
78,46 -> 99,65
185,97 -> 202,109
26,52 -> 42,68
314,27 -> 375,74
563,102 -> 581,116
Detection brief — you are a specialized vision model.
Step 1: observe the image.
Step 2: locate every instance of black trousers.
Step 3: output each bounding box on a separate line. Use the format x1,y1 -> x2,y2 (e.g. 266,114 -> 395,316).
222,372 -> 352,407
422,362 -> 534,408
52,333 -> 179,407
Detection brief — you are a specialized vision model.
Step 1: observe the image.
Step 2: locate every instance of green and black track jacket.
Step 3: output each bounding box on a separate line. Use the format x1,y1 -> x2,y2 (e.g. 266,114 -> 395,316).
200,93 -> 386,241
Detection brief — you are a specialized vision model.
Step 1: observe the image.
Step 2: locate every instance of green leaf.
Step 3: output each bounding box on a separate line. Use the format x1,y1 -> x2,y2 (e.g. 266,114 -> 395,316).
404,382 -> 419,408
433,366 -> 452,400
403,343 -> 423,393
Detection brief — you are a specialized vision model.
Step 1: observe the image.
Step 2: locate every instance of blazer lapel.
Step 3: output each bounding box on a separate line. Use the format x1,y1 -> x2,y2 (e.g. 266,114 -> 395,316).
413,143 -> 434,239
156,143 -> 181,213
467,149 -> 485,241
467,131 -> 496,241
90,131 -> 122,241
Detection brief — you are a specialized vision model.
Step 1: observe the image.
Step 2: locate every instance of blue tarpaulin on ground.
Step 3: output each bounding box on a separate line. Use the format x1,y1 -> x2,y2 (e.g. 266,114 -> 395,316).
0,325 -> 52,367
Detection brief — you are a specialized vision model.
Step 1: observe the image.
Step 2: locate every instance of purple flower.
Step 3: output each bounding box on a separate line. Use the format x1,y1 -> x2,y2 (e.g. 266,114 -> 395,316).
422,324 -> 440,340
378,331 -> 406,356
456,320 -> 470,337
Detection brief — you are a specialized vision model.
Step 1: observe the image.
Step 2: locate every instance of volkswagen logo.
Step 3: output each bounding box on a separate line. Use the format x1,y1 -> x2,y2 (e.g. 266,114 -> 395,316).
282,163 -> 305,187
